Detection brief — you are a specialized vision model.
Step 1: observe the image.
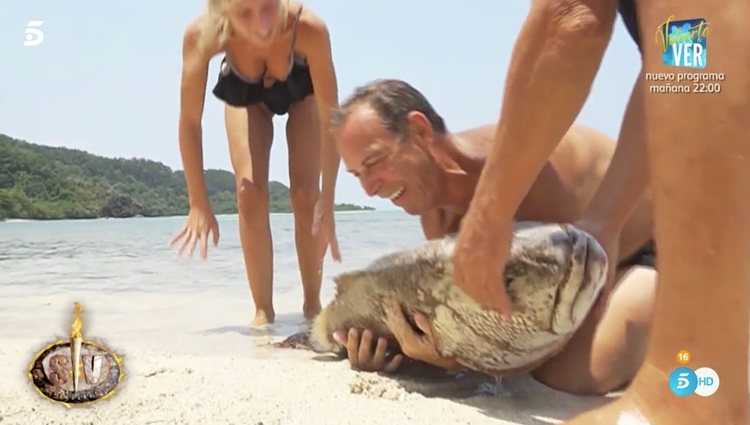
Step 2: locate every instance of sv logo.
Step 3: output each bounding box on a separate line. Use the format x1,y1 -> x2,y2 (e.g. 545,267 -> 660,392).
24,20 -> 44,47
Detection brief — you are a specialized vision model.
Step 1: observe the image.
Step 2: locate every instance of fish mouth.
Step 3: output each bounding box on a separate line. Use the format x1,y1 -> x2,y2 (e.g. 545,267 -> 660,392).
569,235 -> 590,321
550,225 -> 607,333
569,229 -> 607,324
309,331 -> 346,356
308,309 -> 344,355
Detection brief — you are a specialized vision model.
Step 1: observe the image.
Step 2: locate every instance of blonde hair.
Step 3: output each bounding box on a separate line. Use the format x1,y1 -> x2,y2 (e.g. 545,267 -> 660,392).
195,0 -> 291,55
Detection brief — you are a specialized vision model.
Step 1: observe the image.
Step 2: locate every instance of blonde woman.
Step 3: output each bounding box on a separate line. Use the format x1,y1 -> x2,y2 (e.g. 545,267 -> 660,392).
172,0 -> 341,326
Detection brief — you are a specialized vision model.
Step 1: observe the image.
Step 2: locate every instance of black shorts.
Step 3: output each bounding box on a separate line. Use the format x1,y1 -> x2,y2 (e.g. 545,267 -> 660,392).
617,239 -> 656,272
618,0 -> 641,50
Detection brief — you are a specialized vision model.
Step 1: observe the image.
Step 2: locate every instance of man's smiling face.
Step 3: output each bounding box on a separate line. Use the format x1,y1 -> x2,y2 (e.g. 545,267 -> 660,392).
335,105 -> 441,215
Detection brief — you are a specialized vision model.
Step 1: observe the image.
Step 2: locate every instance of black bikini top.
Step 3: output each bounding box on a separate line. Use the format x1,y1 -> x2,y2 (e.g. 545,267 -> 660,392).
220,4 -> 308,87
212,4 -> 315,115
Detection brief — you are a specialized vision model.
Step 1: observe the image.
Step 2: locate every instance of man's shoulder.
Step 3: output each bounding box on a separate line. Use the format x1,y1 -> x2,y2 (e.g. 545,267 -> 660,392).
562,123 -> 616,146
452,124 -> 497,159
455,123 -> 497,141
555,123 -> 617,166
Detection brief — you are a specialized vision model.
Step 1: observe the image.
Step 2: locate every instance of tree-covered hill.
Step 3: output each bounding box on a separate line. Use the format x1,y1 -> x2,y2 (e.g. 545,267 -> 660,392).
0,134 -> 374,220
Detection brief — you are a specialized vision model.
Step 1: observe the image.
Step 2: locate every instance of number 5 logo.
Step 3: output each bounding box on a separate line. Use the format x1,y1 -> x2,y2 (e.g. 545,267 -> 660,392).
669,367 -> 698,396
24,20 -> 44,47
676,372 -> 691,389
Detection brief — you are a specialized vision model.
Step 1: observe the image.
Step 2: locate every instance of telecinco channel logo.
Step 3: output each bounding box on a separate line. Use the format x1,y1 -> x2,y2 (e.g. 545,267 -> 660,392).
669,350 -> 720,397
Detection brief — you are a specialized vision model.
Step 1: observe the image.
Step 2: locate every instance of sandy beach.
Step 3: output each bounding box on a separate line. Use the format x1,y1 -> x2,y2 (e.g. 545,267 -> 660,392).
0,214 -> 620,424
0,290 -> 617,425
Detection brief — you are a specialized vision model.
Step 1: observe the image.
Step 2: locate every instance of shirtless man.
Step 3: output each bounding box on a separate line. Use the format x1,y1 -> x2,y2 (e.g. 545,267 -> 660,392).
329,78 -> 656,395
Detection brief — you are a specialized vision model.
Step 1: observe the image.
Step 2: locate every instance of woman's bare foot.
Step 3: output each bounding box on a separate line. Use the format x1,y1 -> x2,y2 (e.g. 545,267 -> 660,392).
252,308 -> 275,326
303,301 -> 322,321
565,363 -> 748,425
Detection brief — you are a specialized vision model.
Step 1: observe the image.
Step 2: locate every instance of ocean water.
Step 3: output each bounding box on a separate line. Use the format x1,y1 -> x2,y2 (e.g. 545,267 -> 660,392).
0,211 -> 425,299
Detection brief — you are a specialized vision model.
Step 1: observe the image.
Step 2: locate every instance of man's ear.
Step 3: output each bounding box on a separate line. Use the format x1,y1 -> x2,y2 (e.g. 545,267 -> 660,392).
406,111 -> 434,149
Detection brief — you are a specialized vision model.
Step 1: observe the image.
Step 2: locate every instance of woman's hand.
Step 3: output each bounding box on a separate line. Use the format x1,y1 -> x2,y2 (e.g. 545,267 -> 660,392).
313,195 -> 341,262
170,206 -> 220,259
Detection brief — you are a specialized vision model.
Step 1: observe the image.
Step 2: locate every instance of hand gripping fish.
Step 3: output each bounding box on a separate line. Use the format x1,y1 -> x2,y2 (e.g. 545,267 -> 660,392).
309,222 -> 608,376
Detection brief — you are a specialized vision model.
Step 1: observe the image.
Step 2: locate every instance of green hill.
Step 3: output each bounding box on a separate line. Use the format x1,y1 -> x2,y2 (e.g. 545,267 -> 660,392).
0,134 -> 374,220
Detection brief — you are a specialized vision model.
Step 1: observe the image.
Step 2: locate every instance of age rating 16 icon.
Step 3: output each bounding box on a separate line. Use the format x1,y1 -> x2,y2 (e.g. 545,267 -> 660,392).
669,350 -> 720,397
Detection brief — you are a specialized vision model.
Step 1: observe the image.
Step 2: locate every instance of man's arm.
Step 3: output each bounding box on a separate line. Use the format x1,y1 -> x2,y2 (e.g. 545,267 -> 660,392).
580,75 -> 648,235
576,74 -> 649,321
453,0 -> 619,313
474,0 -> 618,221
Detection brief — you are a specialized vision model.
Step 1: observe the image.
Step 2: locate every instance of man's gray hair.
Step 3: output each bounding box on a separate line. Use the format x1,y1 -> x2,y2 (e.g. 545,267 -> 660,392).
330,79 -> 447,138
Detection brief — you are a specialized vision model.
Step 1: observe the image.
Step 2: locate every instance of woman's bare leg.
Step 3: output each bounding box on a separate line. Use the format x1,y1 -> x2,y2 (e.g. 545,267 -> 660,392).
534,266 -> 655,394
226,104 -> 276,326
566,2 -> 750,423
286,96 -> 325,320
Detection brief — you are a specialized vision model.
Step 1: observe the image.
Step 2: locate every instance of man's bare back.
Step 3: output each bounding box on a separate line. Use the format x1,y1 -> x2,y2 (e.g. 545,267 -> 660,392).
420,123 -> 653,263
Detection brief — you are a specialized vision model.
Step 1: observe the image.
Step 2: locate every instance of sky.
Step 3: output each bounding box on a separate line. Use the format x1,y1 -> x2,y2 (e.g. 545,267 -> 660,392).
0,1 -> 641,210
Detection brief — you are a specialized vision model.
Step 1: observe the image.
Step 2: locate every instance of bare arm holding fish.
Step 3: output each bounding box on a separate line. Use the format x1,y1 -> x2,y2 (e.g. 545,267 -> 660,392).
335,209 -> 463,373
573,74 -> 650,319
382,299 -> 463,372
452,0 -> 618,315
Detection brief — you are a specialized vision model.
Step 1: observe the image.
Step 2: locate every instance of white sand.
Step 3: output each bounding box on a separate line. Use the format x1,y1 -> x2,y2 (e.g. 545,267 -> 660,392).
0,291 -> 616,425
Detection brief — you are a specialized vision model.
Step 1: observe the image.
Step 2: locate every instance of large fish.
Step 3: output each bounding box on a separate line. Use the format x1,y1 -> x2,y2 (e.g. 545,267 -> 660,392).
309,221 -> 608,377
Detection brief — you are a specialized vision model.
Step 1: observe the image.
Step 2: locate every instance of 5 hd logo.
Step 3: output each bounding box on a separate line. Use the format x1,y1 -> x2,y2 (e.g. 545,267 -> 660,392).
669,350 -> 720,397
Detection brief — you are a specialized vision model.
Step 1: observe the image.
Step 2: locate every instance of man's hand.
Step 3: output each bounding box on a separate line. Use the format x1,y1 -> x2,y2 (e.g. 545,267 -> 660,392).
333,328 -> 403,373
452,211 -> 515,317
382,298 -> 462,372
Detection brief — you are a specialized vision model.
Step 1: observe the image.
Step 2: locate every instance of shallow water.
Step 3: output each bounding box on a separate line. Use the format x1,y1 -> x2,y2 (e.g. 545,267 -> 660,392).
0,211 -> 424,299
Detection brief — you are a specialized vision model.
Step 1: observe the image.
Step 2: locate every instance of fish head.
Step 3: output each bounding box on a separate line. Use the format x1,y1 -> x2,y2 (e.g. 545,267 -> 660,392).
309,306 -> 346,356
309,270 -> 391,355
505,222 -> 608,337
